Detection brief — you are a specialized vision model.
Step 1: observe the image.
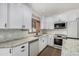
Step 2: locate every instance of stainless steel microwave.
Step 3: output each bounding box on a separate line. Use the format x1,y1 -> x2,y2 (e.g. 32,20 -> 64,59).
54,22 -> 66,29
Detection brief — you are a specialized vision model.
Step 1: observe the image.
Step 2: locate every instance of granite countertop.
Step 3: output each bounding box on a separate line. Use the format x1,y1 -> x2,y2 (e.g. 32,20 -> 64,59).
0,36 -> 39,48
0,32 -> 55,48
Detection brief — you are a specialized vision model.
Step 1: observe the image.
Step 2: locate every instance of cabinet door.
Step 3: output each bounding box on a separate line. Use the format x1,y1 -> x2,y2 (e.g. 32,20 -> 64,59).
0,3 -> 7,28
47,35 -> 54,47
39,36 -> 48,52
68,21 -> 77,37
44,36 -> 48,47
62,38 -> 79,56
0,48 -> 12,56
39,37 -> 45,52
40,16 -> 47,29
9,4 -> 23,29
12,43 -> 28,56
23,5 -> 32,30
49,36 -> 54,47
29,40 -> 39,56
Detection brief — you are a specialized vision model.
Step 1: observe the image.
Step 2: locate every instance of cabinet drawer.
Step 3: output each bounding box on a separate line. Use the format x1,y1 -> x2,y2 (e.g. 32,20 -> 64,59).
0,48 -> 12,56
12,43 -> 28,56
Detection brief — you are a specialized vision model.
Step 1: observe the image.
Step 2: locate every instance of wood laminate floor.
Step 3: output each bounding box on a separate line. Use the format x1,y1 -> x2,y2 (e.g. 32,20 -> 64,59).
38,46 -> 61,56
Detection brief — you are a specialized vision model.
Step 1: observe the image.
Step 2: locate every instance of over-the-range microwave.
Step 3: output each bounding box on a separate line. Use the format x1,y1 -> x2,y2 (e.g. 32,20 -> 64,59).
54,22 -> 67,29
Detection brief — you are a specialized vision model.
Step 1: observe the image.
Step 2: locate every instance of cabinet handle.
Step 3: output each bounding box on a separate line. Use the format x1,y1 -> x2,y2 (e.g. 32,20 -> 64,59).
22,25 -> 25,28
5,23 -> 7,27
43,40 -> 44,42
9,49 -> 12,54
21,46 -> 25,48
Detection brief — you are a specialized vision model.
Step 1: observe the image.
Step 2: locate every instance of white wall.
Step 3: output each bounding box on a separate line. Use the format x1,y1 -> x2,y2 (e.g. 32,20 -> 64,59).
58,9 -> 79,22
45,9 -> 79,23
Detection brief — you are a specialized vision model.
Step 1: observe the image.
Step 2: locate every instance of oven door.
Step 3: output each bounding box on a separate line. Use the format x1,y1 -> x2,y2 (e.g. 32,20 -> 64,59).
54,38 -> 62,46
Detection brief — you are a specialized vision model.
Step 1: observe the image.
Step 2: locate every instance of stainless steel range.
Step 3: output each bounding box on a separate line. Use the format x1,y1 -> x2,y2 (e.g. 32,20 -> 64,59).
54,34 -> 66,49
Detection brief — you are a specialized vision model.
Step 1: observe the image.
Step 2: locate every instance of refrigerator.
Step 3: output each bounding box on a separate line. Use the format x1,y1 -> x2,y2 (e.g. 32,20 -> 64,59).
62,19 -> 79,56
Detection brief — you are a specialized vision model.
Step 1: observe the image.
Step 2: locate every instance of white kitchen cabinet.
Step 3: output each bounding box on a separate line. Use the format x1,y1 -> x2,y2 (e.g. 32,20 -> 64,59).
29,39 -> 39,56
46,18 -> 54,29
40,16 -> 48,29
0,3 -> 8,28
62,20 -> 79,56
0,48 -> 12,56
0,3 -> 32,29
39,35 -> 48,52
47,35 -> 54,47
9,4 -> 24,29
12,43 -> 28,56
23,5 -> 32,30
8,4 -> 32,30
67,20 -> 77,38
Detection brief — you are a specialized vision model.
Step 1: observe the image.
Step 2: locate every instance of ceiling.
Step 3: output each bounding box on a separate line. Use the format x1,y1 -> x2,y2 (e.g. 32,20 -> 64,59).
29,3 -> 79,16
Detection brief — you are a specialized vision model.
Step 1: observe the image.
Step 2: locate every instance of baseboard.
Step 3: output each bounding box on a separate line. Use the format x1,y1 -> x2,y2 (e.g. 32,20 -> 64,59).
47,45 -> 54,48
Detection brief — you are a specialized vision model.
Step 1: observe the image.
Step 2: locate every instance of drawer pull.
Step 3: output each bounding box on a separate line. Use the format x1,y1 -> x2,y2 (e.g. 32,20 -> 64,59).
9,49 -> 12,54
21,46 -> 25,48
43,40 -> 44,42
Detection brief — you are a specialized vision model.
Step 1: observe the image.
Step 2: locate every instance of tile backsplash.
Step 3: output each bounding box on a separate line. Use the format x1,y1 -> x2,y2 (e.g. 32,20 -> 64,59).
0,29 -> 28,42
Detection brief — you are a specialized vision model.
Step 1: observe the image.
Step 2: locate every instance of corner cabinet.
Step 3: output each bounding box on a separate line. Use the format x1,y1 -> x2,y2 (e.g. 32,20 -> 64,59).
47,35 -> 54,47
39,35 -> 48,52
0,3 -> 8,28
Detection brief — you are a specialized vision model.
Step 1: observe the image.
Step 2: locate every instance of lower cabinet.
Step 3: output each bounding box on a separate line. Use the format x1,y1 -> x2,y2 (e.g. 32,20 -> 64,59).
39,36 -> 48,52
12,43 -> 28,56
0,48 -> 12,56
47,35 -> 54,47
0,43 -> 28,56
29,39 -> 39,56
0,35 -> 54,56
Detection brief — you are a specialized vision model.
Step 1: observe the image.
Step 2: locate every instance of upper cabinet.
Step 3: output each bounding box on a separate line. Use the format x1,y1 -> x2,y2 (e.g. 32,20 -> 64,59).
9,4 -> 23,29
8,4 -> 32,29
40,16 -> 54,29
40,16 -> 48,29
46,17 -> 54,29
0,3 -> 8,28
0,3 -> 32,30
23,5 -> 32,30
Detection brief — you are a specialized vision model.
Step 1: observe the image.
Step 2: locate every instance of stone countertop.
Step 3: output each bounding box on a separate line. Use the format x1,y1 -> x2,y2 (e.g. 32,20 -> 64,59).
0,36 -> 39,48
0,32 -> 55,48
